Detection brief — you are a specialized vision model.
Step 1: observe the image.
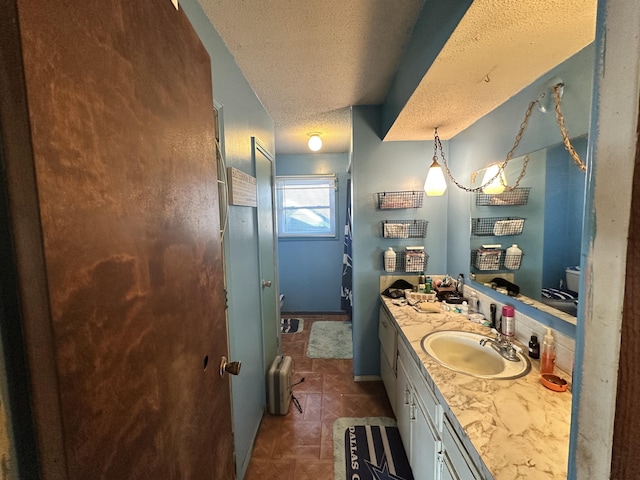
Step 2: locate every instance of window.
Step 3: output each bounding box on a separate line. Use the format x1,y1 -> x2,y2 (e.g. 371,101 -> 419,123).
276,175 -> 337,238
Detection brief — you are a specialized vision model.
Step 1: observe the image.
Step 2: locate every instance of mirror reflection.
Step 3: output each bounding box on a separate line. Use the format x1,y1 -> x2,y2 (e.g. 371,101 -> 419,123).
469,135 -> 588,319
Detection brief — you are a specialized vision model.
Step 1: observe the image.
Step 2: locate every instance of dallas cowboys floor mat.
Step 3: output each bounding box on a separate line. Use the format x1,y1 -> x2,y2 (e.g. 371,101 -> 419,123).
344,424 -> 413,480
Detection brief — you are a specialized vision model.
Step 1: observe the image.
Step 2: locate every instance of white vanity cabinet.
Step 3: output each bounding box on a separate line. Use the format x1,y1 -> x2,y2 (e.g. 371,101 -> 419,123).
379,305 -> 487,480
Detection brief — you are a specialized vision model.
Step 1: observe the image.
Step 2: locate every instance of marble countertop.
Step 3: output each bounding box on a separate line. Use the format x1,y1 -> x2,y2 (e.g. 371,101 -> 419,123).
381,296 -> 572,479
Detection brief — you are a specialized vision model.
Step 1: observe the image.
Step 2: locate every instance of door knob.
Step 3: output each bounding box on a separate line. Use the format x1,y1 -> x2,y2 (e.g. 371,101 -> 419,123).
262,280 -> 272,287
220,356 -> 242,377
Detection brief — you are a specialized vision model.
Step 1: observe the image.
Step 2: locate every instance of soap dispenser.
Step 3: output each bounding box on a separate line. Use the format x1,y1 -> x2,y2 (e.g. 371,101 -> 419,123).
540,328 -> 556,374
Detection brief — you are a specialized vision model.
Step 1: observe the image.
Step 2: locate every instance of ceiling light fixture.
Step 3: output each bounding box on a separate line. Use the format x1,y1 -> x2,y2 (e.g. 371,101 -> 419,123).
307,133 -> 322,152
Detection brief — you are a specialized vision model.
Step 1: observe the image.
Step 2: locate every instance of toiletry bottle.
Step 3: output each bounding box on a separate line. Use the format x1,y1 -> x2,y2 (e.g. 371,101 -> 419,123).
384,247 -> 396,272
460,301 -> 469,316
425,276 -> 432,293
505,244 -> 522,270
418,272 -> 426,293
457,273 -> 465,295
540,328 -> 556,374
490,303 -> 497,329
501,305 -> 515,339
469,290 -> 478,314
528,335 -> 540,359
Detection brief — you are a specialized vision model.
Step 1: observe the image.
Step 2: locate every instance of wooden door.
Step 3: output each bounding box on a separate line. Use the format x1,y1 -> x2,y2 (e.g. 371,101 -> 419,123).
11,1 -> 234,478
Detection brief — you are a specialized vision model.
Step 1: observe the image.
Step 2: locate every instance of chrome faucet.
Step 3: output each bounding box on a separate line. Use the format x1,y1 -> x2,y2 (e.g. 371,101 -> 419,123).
480,332 -> 520,362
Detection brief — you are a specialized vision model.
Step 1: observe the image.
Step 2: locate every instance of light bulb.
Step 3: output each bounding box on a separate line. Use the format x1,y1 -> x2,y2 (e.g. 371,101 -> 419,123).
482,164 -> 507,194
424,160 -> 447,196
308,134 -> 322,151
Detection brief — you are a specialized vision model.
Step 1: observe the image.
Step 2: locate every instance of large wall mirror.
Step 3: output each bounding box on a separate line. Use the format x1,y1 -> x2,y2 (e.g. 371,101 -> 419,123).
469,135 -> 587,325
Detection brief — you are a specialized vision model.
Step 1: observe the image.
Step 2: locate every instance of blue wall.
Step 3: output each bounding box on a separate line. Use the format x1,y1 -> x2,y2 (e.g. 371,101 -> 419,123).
542,137 -> 587,290
181,3 -> 275,478
276,153 -> 350,313
351,106 -> 449,376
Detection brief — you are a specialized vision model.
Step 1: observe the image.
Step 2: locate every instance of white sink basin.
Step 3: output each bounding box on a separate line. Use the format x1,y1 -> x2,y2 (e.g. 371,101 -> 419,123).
420,330 -> 531,380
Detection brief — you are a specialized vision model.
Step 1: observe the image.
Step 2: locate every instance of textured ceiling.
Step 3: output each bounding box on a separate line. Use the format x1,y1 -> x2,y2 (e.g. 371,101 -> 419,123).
197,0 -> 597,154
386,0 -> 598,141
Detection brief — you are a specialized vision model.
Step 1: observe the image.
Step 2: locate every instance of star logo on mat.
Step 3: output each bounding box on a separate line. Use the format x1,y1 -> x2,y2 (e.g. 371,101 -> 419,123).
366,458 -> 407,480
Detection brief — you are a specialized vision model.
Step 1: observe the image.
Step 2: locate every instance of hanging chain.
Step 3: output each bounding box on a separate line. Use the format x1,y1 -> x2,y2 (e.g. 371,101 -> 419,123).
437,100 -> 536,193
553,84 -> 587,172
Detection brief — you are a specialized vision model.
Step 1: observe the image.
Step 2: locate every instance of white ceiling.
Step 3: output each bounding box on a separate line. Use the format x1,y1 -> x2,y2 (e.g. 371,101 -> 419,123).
197,0 -> 597,154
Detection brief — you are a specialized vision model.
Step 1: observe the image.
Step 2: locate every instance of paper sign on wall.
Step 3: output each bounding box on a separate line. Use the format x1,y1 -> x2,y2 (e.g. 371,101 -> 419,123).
227,167 -> 257,207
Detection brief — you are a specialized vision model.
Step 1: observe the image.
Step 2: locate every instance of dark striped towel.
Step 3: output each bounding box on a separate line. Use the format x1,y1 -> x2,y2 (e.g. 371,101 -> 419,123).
542,288 -> 578,300
280,318 -> 302,333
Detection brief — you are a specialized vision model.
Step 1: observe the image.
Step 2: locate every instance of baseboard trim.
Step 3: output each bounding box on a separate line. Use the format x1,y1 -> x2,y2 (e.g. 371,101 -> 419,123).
354,375 -> 381,382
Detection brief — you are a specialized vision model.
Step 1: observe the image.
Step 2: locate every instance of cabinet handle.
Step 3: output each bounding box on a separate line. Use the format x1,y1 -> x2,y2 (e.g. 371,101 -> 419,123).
410,403 -> 416,421
404,388 -> 411,405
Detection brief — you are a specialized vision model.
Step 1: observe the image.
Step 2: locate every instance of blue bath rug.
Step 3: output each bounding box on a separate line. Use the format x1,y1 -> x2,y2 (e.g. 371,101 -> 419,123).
281,318 -> 303,333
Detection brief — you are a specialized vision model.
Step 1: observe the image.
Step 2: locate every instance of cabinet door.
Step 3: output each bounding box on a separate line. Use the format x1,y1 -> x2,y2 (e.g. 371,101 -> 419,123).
379,306 -> 398,411
410,398 -> 440,480
395,357 -> 413,454
379,306 -> 397,370
398,339 -> 441,431
380,354 -> 397,413
442,416 -> 482,480
441,454 -> 458,480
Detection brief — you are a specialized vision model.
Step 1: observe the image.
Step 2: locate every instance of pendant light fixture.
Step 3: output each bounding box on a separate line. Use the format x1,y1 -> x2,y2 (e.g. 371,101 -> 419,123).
424,131 -> 447,196
426,101 -> 534,196
481,164 -> 507,194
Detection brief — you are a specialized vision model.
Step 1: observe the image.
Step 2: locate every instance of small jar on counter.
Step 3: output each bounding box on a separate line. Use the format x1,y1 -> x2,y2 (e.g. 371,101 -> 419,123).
528,335 -> 540,359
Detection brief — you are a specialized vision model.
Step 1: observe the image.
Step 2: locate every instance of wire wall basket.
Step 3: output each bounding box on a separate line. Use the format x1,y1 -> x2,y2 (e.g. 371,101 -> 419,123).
382,220 -> 429,239
383,251 -> 429,273
377,191 -> 424,209
471,249 -> 522,271
475,187 -> 531,206
471,217 -> 525,237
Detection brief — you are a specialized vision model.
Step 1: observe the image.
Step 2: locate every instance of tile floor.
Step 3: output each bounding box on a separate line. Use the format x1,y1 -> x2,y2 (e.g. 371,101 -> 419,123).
244,314 -> 394,480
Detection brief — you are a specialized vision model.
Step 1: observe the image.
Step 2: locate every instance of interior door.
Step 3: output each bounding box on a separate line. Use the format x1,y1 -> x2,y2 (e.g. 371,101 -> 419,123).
254,138 -> 280,372
12,2 -> 235,478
